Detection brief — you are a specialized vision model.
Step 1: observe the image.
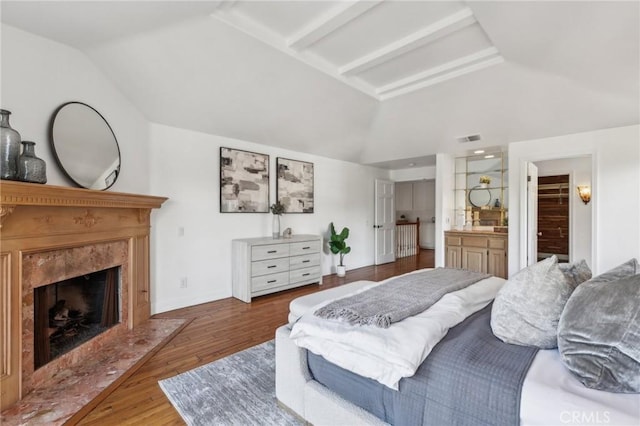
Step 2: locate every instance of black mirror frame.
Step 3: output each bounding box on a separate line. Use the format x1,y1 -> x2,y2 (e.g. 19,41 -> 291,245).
49,101 -> 121,190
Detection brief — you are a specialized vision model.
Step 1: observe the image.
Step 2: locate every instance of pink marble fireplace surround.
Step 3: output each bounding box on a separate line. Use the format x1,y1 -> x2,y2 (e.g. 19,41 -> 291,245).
22,240 -> 129,394
0,181 -> 168,411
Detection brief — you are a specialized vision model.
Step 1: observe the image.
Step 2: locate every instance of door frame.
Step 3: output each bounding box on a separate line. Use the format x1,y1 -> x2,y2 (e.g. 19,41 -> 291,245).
514,153 -> 595,275
374,179 -> 396,265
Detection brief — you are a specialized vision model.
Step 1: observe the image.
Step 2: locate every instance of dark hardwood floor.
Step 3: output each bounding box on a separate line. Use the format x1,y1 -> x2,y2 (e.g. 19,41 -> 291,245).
79,250 -> 434,425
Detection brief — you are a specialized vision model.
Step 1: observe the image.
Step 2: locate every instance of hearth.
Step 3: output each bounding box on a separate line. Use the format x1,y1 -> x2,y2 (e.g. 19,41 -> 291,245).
34,266 -> 120,369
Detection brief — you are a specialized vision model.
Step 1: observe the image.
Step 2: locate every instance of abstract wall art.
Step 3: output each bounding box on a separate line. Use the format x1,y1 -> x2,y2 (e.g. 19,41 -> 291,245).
220,147 -> 269,213
276,157 -> 314,213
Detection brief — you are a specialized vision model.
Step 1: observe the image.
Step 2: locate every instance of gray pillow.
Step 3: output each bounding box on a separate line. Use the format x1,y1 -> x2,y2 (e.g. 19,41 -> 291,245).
559,259 -> 592,289
491,256 -> 572,348
585,258 -> 639,285
558,268 -> 640,393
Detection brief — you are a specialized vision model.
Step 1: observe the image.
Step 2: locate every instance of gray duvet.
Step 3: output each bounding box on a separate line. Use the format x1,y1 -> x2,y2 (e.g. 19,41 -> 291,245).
308,304 -> 538,426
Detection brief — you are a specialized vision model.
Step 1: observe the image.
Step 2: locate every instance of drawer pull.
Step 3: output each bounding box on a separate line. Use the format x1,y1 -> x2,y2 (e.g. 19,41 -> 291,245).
267,265 -> 277,269
302,246 -> 310,250
267,279 -> 277,284
302,273 -> 310,277
267,250 -> 277,254
302,260 -> 310,263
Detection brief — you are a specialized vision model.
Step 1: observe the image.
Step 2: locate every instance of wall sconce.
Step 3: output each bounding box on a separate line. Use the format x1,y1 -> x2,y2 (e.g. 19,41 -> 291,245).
576,185 -> 591,205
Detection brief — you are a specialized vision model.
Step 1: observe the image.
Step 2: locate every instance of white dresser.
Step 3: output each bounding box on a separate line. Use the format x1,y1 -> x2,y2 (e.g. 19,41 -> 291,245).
232,234 -> 323,302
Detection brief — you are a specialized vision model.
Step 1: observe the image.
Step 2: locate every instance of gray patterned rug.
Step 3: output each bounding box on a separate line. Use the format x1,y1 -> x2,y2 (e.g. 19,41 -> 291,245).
159,340 -> 303,426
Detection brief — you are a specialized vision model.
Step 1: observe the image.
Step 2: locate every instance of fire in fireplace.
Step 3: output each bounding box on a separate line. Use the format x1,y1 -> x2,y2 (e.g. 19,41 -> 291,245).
33,266 -> 121,369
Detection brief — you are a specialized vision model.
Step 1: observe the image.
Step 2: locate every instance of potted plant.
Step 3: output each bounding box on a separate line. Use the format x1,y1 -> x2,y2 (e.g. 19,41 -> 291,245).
270,202 -> 285,239
329,222 -> 351,277
479,175 -> 491,188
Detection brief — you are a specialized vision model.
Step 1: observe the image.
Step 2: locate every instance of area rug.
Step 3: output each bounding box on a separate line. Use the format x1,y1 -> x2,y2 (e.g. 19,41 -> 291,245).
158,340 -> 303,426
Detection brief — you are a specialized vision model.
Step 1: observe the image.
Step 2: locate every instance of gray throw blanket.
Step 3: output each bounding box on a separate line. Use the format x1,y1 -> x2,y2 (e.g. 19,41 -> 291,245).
314,268 -> 490,328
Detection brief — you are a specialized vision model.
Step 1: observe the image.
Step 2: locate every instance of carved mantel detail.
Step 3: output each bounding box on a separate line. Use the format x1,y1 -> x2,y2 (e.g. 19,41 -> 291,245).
73,210 -> 102,228
138,208 -> 151,224
0,205 -> 16,228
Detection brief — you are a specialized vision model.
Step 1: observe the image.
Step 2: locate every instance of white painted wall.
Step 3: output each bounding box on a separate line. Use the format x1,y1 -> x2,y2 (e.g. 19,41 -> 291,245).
435,153 -> 455,267
149,123 -> 389,313
508,125 -> 640,276
389,166 -> 436,182
535,157 -> 592,266
0,24 -> 150,193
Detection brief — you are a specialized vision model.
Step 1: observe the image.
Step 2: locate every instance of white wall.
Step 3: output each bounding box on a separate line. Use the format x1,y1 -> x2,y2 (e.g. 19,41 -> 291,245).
508,125 -> 640,276
435,153 -> 455,267
0,24 -> 150,193
390,166 -> 436,182
149,123 -> 389,313
535,157 -> 592,266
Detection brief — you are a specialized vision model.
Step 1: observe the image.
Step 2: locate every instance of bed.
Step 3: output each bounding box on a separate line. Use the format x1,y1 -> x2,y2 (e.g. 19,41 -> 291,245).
275,268 -> 640,425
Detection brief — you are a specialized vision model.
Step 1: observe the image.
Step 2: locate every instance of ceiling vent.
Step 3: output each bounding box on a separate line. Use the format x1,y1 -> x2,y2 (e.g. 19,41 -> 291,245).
457,134 -> 482,143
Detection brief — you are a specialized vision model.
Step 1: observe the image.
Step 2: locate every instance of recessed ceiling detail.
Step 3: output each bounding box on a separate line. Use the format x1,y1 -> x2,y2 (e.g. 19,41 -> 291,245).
211,0 -> 504,101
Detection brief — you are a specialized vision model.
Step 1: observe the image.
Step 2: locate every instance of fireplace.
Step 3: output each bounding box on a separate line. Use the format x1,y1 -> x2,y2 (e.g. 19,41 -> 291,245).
0,181 -> 167,410
22,240 -> 131,394
34,266 -> 121,369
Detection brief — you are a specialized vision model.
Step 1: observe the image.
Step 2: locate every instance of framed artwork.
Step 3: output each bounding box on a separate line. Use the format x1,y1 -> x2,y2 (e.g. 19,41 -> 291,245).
277,157 -> 314,213
220,147 -> 269,213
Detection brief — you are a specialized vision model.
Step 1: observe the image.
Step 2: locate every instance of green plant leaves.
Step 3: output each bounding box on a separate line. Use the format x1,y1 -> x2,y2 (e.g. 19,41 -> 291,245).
329,222 -> 351,266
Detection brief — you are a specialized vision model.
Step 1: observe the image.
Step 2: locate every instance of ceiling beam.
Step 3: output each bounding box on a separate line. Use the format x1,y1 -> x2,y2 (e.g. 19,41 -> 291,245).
339,7 -> 476,76
215,0 -> 237,12
379,54 -> 504,100
377,47 -> 500,94
210,9 -> 380,99
287,1 -> 383,50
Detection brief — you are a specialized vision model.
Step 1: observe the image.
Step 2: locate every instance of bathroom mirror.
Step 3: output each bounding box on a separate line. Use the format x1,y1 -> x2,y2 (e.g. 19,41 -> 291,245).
50,102 -> 121,190
468,186 -> 492,207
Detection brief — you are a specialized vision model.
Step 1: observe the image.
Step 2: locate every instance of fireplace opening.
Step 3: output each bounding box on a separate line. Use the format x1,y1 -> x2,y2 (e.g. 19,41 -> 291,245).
34,266 -> 121,369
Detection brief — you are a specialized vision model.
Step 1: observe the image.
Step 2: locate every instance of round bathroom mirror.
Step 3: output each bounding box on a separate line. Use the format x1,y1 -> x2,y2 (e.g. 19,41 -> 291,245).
50,102 -> 121,190
468,186 -> 492,208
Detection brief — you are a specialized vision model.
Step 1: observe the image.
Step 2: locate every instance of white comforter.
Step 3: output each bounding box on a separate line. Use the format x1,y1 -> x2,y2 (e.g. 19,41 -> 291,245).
290,274 -> 506,390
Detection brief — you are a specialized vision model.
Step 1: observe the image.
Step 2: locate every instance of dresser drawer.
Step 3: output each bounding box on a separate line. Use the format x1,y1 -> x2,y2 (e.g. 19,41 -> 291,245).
489,238 -> 506,250
251,257 -> 289,277
251,243 -> 289,261
251,271 -> 289,292
290,253 -> 320,270
290,265 -> 321,284
446,236 -> 462,246
461,236 -> 488,248
290,240 -> 320,256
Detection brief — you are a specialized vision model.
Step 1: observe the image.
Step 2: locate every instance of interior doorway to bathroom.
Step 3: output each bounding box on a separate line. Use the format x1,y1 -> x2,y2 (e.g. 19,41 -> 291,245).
537,174 -> 570,262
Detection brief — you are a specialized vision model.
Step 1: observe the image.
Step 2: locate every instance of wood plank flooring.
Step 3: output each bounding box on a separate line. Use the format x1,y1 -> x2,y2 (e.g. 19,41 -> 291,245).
78,250 -> 434,425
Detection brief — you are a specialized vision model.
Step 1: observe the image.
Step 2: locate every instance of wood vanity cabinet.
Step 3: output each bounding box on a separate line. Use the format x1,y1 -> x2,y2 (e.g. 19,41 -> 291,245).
445,231 -> 508,278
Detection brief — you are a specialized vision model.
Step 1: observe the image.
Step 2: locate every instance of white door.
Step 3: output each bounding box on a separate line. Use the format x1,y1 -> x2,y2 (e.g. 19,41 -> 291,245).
375,179 -> 395,265
526,162 -> 539,266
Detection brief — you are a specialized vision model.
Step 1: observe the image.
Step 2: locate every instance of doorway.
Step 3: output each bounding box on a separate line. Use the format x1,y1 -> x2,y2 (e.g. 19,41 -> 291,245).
537,175 -> 570,262
524,155 -> 593,269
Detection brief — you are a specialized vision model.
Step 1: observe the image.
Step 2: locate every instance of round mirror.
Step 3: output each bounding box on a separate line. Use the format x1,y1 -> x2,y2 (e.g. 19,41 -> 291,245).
468,185 -> 492,207
50,102 -> 121,190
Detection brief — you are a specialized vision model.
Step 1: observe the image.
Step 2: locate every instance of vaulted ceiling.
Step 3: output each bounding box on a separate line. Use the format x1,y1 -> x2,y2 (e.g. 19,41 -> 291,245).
2,1 -> 638,168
